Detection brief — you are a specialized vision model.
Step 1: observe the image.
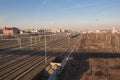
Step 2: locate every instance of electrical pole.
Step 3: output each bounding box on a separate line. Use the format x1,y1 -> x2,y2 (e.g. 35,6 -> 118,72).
31,35 -> 32,46
17,37 -> 21,48
96,19 -> 99,40
44,28 -> 47,63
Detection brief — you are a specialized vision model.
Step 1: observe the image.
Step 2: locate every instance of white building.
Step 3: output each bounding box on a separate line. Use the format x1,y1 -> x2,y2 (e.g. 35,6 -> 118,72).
49,29 -> 64,33
112,27 -> 118,34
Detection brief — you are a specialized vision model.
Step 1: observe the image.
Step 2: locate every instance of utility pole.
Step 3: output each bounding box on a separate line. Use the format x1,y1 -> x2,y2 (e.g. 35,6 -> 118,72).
30,35 -> 32,46
17,37 -> 21,48
44,28 -> 47,63
96,19 -> 99,40
35,36 -> 37,44
39,35 -> 41,41
19,39 -> 21,48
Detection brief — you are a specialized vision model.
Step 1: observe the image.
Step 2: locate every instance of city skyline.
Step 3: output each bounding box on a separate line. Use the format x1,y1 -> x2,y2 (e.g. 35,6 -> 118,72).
0,0 -> 120,30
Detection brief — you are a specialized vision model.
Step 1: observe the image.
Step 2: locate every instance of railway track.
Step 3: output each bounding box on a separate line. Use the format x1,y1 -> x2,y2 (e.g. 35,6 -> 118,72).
0,36 -> 52,51
0,39 -> 66,80
0,38 -> 66,69
14,37 -> 80,80
0,35 -> 80,80
0,36 -> 64,60
0,37 -> 65,73
0,34 -> 63,54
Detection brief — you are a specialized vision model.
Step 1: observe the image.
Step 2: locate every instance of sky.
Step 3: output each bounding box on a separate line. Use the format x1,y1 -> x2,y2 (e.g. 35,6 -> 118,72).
0,0 -> 120,30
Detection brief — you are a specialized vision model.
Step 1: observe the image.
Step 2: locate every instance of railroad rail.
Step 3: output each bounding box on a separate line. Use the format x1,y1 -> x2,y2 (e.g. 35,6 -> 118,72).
0,35 -> 80,80
0,33 -> 65,51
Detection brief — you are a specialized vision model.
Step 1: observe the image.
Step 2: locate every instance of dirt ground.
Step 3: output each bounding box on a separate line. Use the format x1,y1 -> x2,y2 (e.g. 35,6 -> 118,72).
58,33 -> 120,80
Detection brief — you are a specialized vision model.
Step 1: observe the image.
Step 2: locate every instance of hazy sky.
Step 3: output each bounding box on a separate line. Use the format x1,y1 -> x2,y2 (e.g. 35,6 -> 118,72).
0,0 -> 120,30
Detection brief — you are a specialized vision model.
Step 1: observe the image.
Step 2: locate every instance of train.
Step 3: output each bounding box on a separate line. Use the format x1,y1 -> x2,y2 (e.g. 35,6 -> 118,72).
66,33 -> 80,38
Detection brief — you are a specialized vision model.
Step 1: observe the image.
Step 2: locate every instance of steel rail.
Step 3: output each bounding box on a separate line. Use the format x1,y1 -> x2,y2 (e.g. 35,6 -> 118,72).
0,37 -> 66,79
0,38 -> 66,70
14,37 -> 80,80
0,37 -> 67,79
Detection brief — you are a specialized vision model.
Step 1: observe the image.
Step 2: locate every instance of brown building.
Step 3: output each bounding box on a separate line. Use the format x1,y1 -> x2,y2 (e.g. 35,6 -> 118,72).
3,27 -> 20,35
